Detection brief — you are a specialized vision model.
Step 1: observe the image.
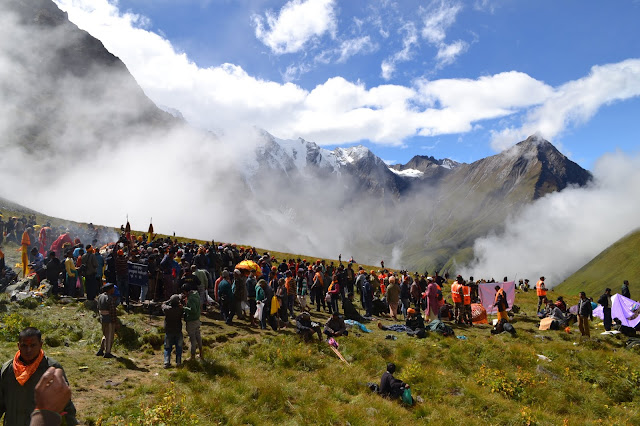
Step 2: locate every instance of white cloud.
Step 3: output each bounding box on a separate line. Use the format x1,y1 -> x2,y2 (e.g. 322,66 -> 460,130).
435,40 -> 467,67
337,36 -> 377,63
421,0 -> 462,44
380,22 -> 418,80
420,0 -> 467,68
251,0 -> 337,54
490,59 -> 640,151
461,151 -> 640,287
53,0 -> 640,149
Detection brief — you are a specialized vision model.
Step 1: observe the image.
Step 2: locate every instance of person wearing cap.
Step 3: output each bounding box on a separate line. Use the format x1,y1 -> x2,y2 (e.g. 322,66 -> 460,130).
597,288 -> 613,331
162,294 -> 184,368
324,312 -> 348,337
295,312 -> 322,342
96,283 -> 117,358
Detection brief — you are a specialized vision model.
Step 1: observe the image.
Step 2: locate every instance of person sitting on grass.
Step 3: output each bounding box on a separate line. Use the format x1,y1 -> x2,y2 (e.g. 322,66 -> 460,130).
324,312 -> 348,338
377,308 -> 426,338
379,363 -> 412,403
295,312 -> 322,342
342,292 -> 365,322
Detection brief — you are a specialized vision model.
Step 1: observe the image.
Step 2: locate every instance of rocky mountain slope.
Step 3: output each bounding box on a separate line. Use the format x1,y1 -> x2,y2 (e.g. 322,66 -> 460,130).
1,0 -> 178,155
1,0 -> 595,272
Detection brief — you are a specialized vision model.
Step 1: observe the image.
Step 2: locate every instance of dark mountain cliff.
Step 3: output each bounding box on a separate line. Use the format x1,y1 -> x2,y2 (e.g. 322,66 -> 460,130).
1,0 -> 177,155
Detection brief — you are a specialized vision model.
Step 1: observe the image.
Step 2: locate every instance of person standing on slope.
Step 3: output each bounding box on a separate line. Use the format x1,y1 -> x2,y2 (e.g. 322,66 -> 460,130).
536,276 -> 547,313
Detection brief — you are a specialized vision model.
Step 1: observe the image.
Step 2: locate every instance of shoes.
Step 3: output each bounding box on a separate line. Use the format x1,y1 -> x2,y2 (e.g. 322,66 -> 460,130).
96,350 -> 104,356
103,353 -> 116,359
164,363 -> 171,369
377,321 -> 384,330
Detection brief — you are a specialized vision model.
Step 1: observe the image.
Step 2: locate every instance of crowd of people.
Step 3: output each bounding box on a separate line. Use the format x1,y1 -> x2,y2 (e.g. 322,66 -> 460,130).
0,216 -> 636,419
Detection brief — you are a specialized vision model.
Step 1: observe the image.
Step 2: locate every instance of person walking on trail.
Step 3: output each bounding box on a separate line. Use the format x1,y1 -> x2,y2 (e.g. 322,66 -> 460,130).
622,280 -> 631,299
578,291 -> 593,337
182,284 -> 202,360
494,286 -> 509,322
162,294 -> 183,368
536,276 -> 547,313
598,288 -> 613,331
96,283 -> 118,358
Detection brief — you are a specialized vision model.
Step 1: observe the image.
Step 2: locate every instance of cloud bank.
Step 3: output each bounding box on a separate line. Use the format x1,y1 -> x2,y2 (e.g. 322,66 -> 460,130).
461,151 -> 640,287
53,0 -> 640,151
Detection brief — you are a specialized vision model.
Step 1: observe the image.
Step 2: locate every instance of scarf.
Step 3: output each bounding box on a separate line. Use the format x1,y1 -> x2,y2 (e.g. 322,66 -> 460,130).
13,349 -> 44,386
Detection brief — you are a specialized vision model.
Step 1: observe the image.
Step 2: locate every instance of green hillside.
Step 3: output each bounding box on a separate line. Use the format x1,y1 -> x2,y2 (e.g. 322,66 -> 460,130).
556,228 -> 640,297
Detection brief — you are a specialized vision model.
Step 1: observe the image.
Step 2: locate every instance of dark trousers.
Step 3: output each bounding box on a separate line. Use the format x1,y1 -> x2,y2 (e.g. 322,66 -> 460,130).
85,275 -> 98,300
117,275 -> 129,309
603,307 -> 612,331
220,298 -> 234,324
330,294 -> 340,314
364,297 -> 373,317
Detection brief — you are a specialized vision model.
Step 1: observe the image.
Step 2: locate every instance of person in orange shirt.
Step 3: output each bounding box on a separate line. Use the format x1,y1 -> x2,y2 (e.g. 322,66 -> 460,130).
451,275 -> 463,324
461,281 -> 473,325
20,229 -> 31,278
494,286 -> 509,322
284,271 -> 295,318
536,276 -> 547,313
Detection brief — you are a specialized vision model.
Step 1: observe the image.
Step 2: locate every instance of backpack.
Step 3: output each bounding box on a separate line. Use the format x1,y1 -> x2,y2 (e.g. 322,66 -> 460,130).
427,320 -> 455,337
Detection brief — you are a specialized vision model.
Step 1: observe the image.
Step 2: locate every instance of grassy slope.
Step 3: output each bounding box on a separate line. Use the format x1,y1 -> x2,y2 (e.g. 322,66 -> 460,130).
1,285 -> 639,425
556,229 -> 640,297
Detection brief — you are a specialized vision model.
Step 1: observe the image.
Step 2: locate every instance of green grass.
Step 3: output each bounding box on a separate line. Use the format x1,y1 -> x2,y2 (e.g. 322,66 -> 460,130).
556,228 -> 640,297
0,287 -> 638,425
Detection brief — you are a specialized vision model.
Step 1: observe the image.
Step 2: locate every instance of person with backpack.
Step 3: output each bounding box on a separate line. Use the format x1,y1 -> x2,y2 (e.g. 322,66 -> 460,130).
494,285 -> 509,322
379,363 -> 412,403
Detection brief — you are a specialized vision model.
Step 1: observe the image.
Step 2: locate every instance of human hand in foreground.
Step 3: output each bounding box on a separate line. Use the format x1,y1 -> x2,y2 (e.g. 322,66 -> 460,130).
34,367 -> 71,413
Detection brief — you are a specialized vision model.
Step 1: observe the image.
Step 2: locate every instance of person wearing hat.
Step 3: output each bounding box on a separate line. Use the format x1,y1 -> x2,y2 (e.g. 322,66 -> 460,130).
295,311 -> 322,342
597,288 -> 613,331
324,312 -> 348,337
161,294 -> 184,368
96,283 -> 117,358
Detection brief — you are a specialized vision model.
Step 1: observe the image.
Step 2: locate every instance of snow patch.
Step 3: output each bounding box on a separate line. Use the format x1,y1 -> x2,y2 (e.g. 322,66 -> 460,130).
389,168 -> 424,178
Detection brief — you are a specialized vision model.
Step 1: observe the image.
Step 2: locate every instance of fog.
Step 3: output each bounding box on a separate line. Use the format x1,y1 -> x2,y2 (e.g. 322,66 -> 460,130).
460,151 -> 640,287
2,1 -> 639,280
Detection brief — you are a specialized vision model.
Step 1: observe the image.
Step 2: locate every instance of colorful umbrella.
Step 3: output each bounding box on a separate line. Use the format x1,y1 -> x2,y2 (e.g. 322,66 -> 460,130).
235,260 -> 262,277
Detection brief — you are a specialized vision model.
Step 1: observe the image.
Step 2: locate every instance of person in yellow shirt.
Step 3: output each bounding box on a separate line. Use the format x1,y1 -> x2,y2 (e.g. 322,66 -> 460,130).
64,251 -> 77,297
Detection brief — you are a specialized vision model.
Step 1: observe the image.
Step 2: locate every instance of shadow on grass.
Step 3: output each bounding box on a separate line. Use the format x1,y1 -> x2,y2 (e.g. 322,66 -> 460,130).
116,356 -> 150,372
183,358 -> 238,379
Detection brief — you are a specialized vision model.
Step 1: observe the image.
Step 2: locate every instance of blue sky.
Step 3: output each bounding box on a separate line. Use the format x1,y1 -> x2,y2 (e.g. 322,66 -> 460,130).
54,0 -> 640,170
